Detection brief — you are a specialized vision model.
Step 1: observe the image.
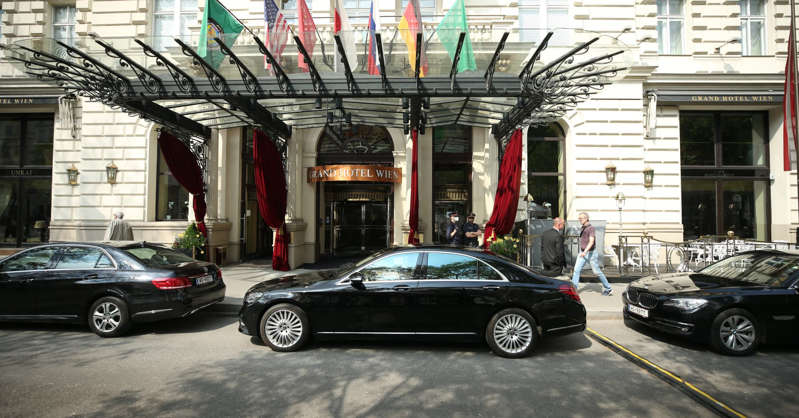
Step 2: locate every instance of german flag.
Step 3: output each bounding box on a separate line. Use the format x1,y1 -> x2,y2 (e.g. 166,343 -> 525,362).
398,0 -> 428,77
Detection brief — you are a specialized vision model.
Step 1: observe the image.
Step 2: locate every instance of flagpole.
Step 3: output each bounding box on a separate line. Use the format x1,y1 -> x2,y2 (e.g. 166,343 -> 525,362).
213,0 -> 258,39
793,0 -> 799,240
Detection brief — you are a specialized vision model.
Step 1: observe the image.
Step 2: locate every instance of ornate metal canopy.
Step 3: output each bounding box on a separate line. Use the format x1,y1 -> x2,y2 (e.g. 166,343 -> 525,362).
1,28 -> 629,151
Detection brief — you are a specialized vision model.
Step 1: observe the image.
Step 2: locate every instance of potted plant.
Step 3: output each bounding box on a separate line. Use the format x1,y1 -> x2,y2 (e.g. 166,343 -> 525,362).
173,222 -> 207,260
490,235 -> 521,262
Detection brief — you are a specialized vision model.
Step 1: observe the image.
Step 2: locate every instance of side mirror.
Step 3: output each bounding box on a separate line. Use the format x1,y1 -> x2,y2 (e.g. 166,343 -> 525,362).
349,272 -> 365,289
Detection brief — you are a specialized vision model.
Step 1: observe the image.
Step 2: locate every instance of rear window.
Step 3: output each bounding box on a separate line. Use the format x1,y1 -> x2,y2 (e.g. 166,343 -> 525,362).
123,246 -> 196,267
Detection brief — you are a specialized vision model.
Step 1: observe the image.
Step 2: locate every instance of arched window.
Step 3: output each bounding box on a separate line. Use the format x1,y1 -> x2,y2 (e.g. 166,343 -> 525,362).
528,123 -> 565,218
316,125 -> 394,165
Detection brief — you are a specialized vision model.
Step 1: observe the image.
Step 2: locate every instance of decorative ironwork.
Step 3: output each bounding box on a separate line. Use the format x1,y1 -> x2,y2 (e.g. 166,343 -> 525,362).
294,35 -> 325,93
375,34 -> 390,90
214,37 -> 262,94
134,39 -> 198,95
94,36 -> 165,95
449,32 -> 466,91
253,36 -> 293,93
484,32 -> 509,91
174,38 -> 230,94
334,35 -> 358,94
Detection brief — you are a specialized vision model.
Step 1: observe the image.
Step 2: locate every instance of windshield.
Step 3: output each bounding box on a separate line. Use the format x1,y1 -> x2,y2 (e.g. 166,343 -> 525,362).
123,245 -> 197,268
699,253 -> 799,286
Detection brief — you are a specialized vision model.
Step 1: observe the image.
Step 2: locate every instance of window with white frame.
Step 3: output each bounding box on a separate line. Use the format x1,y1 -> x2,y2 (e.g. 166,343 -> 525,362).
0,6 -> 5,41
53,5 -> 76,47
282,0 -> 297,25
657,0 -> 684,54
740,0 -> 765,55
518,0 -> 570,45
401,0 -> 436,19
344,0 -> 372,24
153,0 -> 197,51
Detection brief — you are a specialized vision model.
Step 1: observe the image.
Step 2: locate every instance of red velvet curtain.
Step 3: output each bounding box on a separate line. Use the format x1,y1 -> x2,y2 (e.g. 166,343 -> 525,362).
483,129 -> 523,248
157,131 -> 208,237
407,128 -> 420,245
253,129 -> 290,271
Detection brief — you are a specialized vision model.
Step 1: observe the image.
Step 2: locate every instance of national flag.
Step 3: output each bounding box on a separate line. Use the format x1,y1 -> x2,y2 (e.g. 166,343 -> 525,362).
367,0 -> 381,75
398,0 -> 427,77
437,0 -> 476,73
264,0 -> 289,70
334,0 -> 357,72
297,0 -> 317,72
784,20 -> 797,171
198,0 -> 244,69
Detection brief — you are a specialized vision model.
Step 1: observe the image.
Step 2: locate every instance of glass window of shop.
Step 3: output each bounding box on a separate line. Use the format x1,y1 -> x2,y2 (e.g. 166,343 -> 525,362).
432,125 -> 472,244
155,145 -> 189,221
528,123 -> 565,218
680,112 -> 769,241
0,115 -> 53,247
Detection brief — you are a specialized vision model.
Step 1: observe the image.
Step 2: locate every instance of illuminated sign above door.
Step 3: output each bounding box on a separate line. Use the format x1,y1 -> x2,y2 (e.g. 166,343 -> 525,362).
307,165 -> 402,183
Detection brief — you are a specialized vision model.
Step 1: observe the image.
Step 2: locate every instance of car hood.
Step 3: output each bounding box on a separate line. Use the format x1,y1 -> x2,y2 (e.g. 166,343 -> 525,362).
630,272 -> 760,295
247,270 -> 338,293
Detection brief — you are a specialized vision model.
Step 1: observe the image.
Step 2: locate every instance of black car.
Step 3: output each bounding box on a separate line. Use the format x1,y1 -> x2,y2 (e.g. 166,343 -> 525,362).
623,250 -> 799,355
239,246 -> 586,358
0,242 -> 225,337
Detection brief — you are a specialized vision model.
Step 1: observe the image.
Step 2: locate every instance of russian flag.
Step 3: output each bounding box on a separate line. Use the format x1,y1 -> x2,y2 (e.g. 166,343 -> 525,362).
367,0 -> 380,76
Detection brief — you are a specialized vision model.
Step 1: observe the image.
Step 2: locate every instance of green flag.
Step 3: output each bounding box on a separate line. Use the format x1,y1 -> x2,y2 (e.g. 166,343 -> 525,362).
198,0 -> 244,68
436,0 -> 476,73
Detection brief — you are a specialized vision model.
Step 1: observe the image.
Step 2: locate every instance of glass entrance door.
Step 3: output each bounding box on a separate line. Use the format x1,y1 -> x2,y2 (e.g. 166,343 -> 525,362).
0,178 -> 51,246
331,201 -> 389,256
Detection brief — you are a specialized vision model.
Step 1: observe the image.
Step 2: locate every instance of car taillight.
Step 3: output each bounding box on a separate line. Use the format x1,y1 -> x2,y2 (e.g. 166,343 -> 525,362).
152,277 -> 192,290
216,270 -> 223,281
558,284 -> 581,303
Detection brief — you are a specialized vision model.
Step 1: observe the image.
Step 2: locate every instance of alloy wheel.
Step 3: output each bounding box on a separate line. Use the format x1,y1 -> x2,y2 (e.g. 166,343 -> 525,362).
265,309 -> 304,348
493,313 -> 533,354
92,302 -> 121,333
719,314 -> 755,352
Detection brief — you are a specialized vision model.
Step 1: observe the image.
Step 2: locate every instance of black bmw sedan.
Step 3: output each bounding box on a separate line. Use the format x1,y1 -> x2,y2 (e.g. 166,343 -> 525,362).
624,250 -> 799,355
239,246 -> 585,358
0,242 -> 225,337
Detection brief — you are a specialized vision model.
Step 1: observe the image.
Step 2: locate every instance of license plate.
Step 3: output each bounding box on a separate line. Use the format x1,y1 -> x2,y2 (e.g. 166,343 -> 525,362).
195,274 -> 213,286
628,304 -> 649,318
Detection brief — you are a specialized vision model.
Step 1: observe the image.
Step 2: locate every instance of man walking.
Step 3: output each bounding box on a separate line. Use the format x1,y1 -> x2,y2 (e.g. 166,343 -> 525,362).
446,211 -> 463,245
572,212 -> 613,295
103,211 -> 134,241
463,213 -> 481,247
541,217 -> 565,276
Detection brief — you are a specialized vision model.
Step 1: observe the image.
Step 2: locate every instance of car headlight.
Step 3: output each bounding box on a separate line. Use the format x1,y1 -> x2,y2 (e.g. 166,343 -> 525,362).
663,298 -> 708,312
245,291 -> 264,304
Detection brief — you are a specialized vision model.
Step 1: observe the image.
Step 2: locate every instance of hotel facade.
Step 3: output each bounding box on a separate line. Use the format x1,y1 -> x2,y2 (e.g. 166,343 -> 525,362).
0,0 -> 793,268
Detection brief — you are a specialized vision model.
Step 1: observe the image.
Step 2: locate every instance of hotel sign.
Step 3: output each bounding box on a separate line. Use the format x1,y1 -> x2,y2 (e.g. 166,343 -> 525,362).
656,93 -> 782,105
0,97 -> 59,106
308,165 -> 402,183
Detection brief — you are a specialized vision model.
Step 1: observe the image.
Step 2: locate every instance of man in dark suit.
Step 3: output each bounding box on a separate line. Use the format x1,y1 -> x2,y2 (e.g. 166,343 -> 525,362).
541,217 -> 565,276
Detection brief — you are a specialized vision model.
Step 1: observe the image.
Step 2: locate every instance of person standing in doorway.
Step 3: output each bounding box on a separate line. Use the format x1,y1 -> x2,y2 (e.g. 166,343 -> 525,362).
463,213 -> 481,247
104,211 -> 134,241
541,217 -> 565,276
446,212 -> 463,245
572,212 -> 613,295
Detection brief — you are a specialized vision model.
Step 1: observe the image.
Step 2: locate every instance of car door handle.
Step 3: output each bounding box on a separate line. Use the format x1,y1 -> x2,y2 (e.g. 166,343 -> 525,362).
482,285 -> 501,290
85,274 -> 98,279
393,285 -> 411,291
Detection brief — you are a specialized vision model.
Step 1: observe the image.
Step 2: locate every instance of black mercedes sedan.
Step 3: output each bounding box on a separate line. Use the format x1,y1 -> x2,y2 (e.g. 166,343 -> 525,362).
623,250 -> 799,355
239,246 -> 586,358
0,242 -> 225,337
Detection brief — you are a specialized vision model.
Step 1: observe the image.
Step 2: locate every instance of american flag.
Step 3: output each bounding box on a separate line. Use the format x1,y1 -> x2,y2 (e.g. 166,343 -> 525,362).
264,0 -> 289,70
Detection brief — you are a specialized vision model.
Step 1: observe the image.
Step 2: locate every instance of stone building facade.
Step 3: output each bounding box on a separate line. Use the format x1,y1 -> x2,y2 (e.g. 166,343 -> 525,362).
0,0 -> 793,267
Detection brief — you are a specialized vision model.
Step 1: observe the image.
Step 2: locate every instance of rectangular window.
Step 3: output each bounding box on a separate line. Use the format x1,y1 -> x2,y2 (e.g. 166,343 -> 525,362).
1,7 -> 5,41
156,146 -> 189,221
401,0 -> 436,18
680,112 -> 770,241
153,0 -> 197,51
518,0 -> 570,45
53,5 -> 77,47
740,0 -> 765,55
657,0 -> 683,54
282,0 -> 297,24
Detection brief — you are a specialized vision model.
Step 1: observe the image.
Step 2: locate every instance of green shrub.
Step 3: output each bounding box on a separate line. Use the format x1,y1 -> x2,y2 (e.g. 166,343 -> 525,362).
490,235 -> 520,261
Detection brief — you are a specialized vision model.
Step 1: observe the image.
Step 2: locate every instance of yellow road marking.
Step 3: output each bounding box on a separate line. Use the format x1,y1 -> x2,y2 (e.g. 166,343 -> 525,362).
586,327 -> 747,418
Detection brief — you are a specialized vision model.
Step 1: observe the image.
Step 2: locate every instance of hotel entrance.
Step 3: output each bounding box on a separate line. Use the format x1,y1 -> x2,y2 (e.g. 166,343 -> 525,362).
313,125 -> 397,257
324,184 -> 392,256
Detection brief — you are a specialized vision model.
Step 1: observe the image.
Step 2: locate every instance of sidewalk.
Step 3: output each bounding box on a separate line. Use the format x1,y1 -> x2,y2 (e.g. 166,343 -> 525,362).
209,260 -> 631,320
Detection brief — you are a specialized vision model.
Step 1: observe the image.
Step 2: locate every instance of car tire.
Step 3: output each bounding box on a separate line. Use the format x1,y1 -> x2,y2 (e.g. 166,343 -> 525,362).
709,308 -> 759,356
485,308 -> 538,358
88,296 -> 131,338
260,303 -> 310,352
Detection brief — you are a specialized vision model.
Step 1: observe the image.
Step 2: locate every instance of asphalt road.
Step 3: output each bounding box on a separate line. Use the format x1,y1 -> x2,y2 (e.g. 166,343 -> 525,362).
0,313 -> 795,417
